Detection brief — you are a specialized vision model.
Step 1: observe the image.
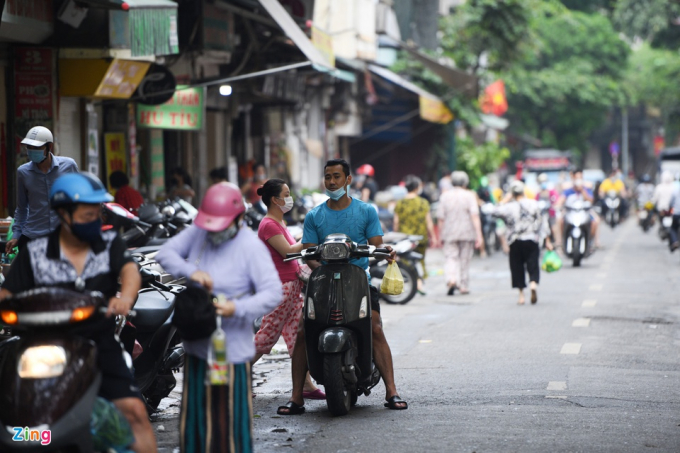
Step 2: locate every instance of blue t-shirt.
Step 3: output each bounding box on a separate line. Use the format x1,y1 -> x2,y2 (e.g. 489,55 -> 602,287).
302,198 -> 383,272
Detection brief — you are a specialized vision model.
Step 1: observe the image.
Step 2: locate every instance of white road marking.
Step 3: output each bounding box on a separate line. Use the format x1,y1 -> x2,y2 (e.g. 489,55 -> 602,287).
545,395 -> 568,400
582,300 -> 597,307
419,340 -> 432,344
572,318 -> 591,327
589,284 -> 603,291
561,343 -> 582,354
547,381 -> 567,391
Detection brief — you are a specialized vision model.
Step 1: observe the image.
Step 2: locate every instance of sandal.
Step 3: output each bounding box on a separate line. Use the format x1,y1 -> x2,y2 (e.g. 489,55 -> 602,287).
302,389 -> 326,400
531,289 -> 537,304
384,395 -> 408,410
277,401 -> 305,415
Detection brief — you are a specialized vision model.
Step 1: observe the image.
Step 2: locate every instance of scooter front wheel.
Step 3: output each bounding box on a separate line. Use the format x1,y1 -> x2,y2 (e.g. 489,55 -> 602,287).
323,353 -> 351,416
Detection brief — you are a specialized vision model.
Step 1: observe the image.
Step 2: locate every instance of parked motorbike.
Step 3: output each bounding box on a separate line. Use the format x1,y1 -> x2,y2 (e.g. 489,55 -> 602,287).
244,200 -> 266,231
638,201 -> 655,232
285,235 -> 391,416
563,198 -> 592,267
0,288 -> 135,452
602,190 -> 621,228
369,232 -> 421,305
119,263 -> 185,414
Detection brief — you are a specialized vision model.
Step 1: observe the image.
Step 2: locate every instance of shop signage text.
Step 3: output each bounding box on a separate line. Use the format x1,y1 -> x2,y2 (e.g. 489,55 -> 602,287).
137,87 -> 204,130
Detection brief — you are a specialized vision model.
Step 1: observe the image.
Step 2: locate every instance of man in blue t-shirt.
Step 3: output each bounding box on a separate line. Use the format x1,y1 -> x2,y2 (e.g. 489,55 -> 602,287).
277,159 -> 408,415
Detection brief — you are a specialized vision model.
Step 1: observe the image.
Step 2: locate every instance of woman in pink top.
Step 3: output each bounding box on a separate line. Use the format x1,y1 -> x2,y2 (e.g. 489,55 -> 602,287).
252,179 -> 325,399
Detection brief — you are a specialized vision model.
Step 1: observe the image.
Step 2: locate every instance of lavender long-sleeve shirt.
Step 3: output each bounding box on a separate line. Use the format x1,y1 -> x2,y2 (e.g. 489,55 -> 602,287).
156,225 -> 283,363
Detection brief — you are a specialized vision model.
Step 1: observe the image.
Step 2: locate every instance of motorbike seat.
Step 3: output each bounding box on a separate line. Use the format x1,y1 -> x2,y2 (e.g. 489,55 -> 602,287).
133,290 -> 176,332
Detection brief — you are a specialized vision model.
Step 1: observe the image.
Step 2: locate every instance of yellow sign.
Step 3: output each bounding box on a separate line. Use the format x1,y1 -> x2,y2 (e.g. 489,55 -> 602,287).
105,133 -> 127,194
311,26 -> 335,68
95,59 -> 150,99
419,96 -> 454,124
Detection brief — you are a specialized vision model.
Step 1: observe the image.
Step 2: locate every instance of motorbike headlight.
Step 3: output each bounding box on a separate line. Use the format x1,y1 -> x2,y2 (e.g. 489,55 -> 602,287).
320,243 -> 350,260
307,297 -> 316,320
18,345 -> 67,379
358,296 -> 368,319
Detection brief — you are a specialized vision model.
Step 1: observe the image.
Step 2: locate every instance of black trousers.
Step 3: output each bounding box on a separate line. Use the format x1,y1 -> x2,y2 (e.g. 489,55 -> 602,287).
509,240 -> 540,289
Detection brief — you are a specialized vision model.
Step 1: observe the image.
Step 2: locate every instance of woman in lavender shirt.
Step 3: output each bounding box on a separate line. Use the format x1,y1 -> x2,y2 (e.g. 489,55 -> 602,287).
156,182 -> 282,453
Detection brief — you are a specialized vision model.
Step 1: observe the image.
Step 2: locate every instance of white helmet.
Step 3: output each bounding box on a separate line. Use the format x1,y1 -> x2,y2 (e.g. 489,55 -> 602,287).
21,126 -> 53,147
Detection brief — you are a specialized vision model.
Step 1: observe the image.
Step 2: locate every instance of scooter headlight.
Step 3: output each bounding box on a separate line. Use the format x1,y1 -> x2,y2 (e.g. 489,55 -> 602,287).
18,345 -> 67,379
320,243 -> 350,260
358,296 -> 368,319
307,297 -> 316,320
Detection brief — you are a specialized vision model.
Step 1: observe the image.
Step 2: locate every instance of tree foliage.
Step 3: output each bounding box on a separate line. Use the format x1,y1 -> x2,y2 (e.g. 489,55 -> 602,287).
439,0 -> 534,74
502,10 -> 630,152
455,138 -> 511,186
613,0 -> 680,45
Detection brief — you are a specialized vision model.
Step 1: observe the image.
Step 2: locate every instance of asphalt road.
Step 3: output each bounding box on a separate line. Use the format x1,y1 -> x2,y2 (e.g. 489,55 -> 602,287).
153,218 -> 680,452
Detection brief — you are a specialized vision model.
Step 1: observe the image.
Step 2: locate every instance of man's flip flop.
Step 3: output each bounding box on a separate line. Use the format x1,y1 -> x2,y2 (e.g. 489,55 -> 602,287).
277,401 -> 305,415
302,389 -> 326,400
384,395 -> 408,410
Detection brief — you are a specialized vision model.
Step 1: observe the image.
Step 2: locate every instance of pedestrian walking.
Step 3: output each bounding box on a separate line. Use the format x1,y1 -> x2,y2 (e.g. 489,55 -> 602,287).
491,180 -> 553,305
109,171 -> 144,215
156,182 -> 282,453
393,175 -> 439,294
5,126 -> 78,254
437,171 -> 483,295
251,179 -> 325,399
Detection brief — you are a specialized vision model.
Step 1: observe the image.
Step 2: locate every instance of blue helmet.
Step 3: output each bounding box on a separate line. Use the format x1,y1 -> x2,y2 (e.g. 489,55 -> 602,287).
50,172 -> 113,209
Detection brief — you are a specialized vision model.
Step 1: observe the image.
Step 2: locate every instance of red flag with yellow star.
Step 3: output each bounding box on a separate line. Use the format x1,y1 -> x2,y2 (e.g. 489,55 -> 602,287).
480,80 -> 508,116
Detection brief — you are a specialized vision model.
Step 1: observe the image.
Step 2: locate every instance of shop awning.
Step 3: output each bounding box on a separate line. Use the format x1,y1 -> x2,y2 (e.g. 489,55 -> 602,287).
258,0 -> 333,69
59,58 -> 150,98
398,42 -> 477,97
368,64 -> 454,124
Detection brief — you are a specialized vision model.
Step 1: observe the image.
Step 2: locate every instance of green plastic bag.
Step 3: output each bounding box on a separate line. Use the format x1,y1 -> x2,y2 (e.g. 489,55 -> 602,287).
541,250 -> 562,273
91,397 -> 135,453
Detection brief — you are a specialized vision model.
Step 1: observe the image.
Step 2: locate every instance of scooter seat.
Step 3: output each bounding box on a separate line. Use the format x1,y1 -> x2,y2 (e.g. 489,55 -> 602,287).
133,290 -> 176,332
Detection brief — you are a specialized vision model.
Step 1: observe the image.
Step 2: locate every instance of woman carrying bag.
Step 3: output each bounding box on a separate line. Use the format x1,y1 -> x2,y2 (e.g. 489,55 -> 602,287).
156,182 -> 282,453
490,180 -> 553,305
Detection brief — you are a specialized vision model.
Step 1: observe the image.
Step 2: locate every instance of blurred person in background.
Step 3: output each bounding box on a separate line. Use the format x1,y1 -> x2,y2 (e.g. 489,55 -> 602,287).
491,180 -> 553,305
437,171 -> 483,295
209,166 -> 228,185
110,170 -> 144,215
355,164 -> 378,202
167,167 -> 195,204
635,174 -> 655,209
394,175 -> 440,295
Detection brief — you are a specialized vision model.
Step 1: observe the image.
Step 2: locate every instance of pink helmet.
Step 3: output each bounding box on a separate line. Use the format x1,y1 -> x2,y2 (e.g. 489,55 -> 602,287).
195,182 -> 245,232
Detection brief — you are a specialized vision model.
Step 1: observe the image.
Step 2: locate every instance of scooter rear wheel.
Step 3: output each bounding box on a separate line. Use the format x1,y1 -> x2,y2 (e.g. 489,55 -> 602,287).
323,353 -> 351,416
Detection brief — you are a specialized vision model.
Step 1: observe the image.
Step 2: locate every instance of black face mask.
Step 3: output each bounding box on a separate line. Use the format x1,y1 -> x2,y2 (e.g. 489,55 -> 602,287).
69,218 -> 103,243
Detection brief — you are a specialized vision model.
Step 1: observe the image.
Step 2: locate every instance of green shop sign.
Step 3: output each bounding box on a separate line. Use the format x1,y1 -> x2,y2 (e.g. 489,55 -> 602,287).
137,87 -> 204,130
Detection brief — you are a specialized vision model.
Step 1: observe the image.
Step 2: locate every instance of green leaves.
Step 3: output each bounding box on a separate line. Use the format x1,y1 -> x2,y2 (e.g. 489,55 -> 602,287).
501,9 -> 630,152
456,137 -> 511,187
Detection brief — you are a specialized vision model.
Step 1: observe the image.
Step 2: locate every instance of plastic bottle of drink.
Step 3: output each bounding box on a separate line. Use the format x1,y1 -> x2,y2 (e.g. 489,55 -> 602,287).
208,309 -> 229,385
